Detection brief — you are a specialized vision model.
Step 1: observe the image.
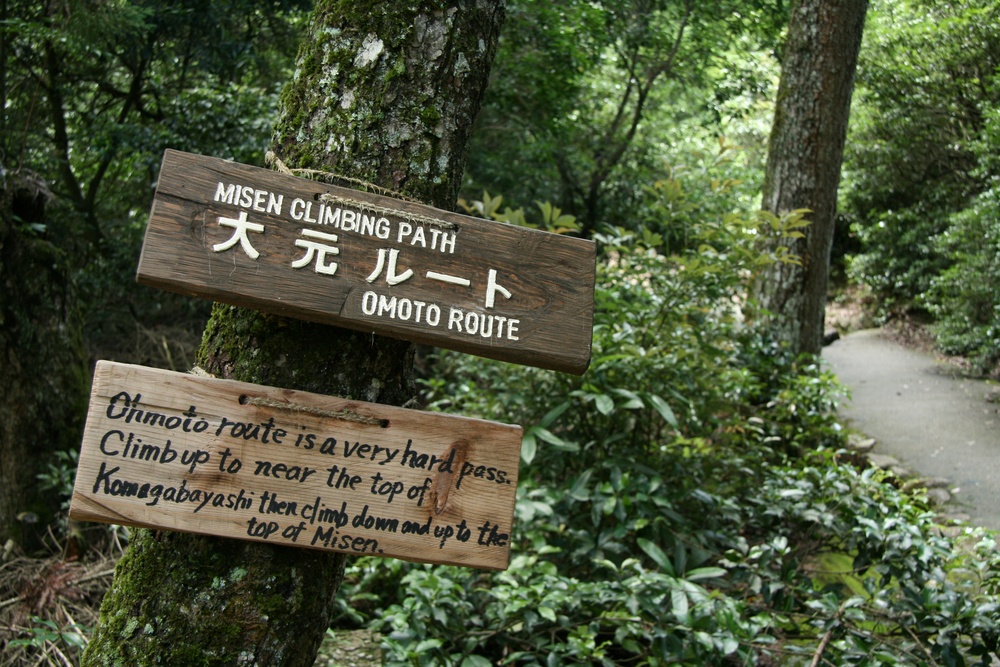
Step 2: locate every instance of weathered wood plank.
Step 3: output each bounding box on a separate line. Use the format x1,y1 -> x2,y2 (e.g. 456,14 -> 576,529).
137,150 -> 595,374
69,361 -> 522,570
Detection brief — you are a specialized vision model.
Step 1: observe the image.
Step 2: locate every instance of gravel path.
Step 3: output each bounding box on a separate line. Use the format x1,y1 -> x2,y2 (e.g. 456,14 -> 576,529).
823,329 -> 1000,530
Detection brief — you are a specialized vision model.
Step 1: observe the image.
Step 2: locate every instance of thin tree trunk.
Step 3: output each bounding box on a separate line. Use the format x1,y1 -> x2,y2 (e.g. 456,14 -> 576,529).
81,1 -> 504,664
753,0 -> 867,356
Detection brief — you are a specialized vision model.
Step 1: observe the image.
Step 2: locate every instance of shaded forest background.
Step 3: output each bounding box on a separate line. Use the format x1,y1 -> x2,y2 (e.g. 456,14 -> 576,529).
2,0 -> 1000,665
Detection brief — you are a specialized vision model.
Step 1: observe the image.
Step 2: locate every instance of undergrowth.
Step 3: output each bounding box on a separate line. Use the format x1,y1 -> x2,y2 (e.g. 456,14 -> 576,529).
329,173 -> 1000,666
6,153 -> 1000,667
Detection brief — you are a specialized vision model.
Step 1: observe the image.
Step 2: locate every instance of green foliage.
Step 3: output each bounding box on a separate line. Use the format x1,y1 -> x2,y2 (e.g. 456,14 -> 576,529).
326,158 -> 1000,665
924,186 -> 1000,374
8,616 -> 90,666
0,173 -> 90,538
37,448 -> 79,515
457,192 -> 580,234
919,85 -> 1000,374
356,433 -> 1000,665
364,448 -> 1000,666
640,138 -> 757,253
846,205 -> 952,314
463,0 -> 784,232
733,456 -> 1000,666
842,0 -> 1000,318
7,1 -> 1000,662
2,0 -> 308,370
379,555 -> 746,666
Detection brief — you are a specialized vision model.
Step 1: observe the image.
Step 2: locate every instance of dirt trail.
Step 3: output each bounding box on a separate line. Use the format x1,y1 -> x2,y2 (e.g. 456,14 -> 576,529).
823,329 -> 1000,530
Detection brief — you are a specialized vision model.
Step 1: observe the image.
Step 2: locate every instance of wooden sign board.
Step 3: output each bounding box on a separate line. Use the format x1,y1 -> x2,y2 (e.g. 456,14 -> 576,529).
138,150 -> 596,375
69,361 -> 522,570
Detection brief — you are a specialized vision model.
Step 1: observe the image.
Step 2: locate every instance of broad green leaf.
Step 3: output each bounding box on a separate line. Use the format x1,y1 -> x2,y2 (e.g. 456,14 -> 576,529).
685,567 -> 727,581
539,401 -> 572,428
569,470 -> 593,501
595,393 -> 614,415
497,206 -> 527,227
671,589 -> 689,619
612,388 -> 644,409
534,427 -> 564,446
646,393 -> 678,427
461,656 -> 492,667
521,432 -> 537,464
638,538 -> 675,575
535,428 -> 580,452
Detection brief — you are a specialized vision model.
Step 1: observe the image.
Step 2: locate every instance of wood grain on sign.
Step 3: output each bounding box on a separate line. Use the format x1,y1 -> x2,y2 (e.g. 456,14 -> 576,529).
69,361 -> 522,570
138,150 -> 595,374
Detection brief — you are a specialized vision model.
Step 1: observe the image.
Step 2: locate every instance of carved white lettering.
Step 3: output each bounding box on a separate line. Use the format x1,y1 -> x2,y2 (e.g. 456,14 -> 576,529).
447,307 -> 520,341
361,291 -> 442,327
214,182 -> 236,204
214,183 -> 284,217
397,221 -> 413,243
409,226 -> 426,248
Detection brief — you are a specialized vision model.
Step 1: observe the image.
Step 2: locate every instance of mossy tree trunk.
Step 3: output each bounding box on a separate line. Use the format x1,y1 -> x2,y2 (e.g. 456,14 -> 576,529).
81,2 -> 505,665
752,0 -> 867,357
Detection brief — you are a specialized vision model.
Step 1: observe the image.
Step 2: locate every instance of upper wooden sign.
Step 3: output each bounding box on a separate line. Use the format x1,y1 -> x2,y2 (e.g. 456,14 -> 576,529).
69,361 -> 522,570
138,150 -> 596,374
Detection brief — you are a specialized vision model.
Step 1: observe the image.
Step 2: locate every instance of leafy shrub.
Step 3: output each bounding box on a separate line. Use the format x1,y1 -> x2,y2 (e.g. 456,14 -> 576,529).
840,0 -> 1000,318
924,187 -> 1000,375
358,434 -> 1000,665
350,438 -> 1000,665
846,206 -> 951,317
331,160 -> 1000,666
379,555 -> 745,666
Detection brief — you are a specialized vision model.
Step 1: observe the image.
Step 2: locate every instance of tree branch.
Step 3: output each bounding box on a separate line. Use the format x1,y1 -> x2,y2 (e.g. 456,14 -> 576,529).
43,42 -> 86,211
582,2 -> 694,230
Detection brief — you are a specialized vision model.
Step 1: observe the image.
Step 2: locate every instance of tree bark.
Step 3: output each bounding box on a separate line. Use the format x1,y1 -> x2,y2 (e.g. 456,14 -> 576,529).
752,0 -> 867,356
0,171 -> 87,547
81,1 -> 504,665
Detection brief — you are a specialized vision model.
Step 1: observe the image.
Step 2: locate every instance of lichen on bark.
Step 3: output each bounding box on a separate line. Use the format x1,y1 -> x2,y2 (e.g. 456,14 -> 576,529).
273,1 -> 503,206
81,1 -> 505,665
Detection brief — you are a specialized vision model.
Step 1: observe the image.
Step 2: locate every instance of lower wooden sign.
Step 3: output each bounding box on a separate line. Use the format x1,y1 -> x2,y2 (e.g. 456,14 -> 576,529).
69,361 -> 522,570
